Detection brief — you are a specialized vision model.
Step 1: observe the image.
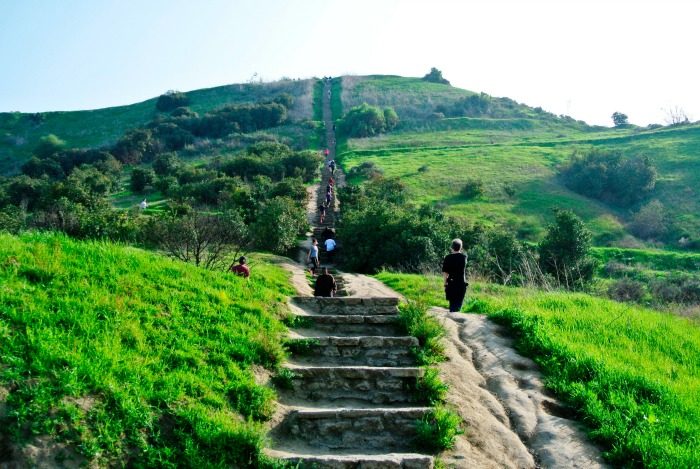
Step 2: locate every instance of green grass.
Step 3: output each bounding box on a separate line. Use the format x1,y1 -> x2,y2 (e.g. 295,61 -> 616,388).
0,232 -> 295,467
375,271 -> 700,467
0,79 -> 315,174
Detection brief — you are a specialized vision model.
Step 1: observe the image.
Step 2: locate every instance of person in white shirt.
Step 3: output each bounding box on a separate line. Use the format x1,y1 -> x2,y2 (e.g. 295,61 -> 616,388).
324,237 -> 336,262
139,199 -> 148,210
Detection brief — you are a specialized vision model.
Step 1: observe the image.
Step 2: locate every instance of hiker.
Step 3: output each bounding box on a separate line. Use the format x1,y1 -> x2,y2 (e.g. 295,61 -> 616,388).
329,160 -> 336,175
328,176 -> 335,187
326,183 -> 333,196
139,198 -> 148,210
314,267 -> 337,297
229,256 -> 250,279
324,148 -> 330,157
442,238 -> 468,312
325,190 -> 332,207
307,238 -> 320,276
319,204 -> 327,224
324,237 -> 337,263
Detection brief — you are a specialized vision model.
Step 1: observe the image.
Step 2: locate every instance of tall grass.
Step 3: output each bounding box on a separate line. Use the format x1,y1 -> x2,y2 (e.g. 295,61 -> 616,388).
376,272 -> 700,467
0,232 -> 294,467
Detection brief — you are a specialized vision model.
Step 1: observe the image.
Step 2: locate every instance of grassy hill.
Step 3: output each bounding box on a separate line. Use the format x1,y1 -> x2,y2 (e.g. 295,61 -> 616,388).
0,79 -> 315,174
376,272 -> 700,467
336,75 -> 700,248
0,232 -> 294,467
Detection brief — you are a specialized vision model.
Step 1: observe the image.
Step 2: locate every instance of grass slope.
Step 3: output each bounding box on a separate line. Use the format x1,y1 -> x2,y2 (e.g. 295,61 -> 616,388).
0,79 -> 315,174
337,75 -> 700,246
0,232 -> 294,467
375,272 -> 700,468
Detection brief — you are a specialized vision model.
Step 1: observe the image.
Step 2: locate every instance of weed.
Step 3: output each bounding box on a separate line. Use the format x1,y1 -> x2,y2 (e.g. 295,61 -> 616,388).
417,368 -> 449,405
415,405 -> 463,452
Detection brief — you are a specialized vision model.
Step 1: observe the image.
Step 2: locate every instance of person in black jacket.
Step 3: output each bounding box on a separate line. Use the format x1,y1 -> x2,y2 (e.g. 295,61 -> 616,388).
314,268 -> 337,297
442,238 -> 468,312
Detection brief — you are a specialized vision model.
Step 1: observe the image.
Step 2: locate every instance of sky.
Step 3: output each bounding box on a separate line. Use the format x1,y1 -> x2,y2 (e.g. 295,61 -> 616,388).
1,0 -> 698,126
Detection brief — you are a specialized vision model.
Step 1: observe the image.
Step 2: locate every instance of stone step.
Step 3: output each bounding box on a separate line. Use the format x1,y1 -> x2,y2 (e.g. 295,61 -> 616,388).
287,336 -> 418,366
281,365 -> 425,405
266,450 -> 434,468
292,297 -> 400,315
280,407 -> 431,451
292,314 -> 403,336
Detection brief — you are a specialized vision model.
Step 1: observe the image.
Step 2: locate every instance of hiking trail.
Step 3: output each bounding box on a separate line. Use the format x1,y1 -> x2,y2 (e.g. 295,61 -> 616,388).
266,79 -> 606,468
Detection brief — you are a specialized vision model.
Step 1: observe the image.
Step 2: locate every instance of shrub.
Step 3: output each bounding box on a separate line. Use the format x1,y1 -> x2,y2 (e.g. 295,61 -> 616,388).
339,103 -> 398,138
130,167 -> 155,193
560,149 -> 657,207
417,368 -> 449,405
156,90 -> 190,112
422,67 -> 450,85
398,301 -> 445,364
608,278 -> 646,303
538,210 -> 597,289
628,200 -> 668,240
34,134 -> 66,159
250,196 -> 307,254
348,161 -> 383,180
460,178 -> 485,199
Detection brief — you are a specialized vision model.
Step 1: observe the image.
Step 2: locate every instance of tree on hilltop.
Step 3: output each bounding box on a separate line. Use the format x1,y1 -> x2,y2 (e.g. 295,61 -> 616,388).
612,111 -> 629,127
156,90 -> 190,112
422,67 -> 450,85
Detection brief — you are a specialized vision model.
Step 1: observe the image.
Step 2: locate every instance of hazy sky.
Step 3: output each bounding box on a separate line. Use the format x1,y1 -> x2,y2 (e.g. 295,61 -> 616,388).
1,0 -> 698,126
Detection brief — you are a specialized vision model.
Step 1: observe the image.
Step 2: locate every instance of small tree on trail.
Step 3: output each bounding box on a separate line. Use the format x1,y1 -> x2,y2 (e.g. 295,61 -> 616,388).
612,112 -> 629,127
130,167 -> 155,193
538,210 -> 596,289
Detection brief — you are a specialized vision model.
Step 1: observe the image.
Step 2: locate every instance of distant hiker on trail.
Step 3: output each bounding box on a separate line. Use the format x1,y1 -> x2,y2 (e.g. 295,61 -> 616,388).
326,183 -> 333,196
324,237 -> 337,262
307,238 -> 320,276
322,227 -> 335,241
328,176 -> 335,187
229,256 -> 250,279
329,160 -> 336,175
324,148 -> 330,157
319,204 -> 327,224
314,267 -> 337,297
442,238 -> 468,312
139,199 -> 148,210
325,190 -> 332,207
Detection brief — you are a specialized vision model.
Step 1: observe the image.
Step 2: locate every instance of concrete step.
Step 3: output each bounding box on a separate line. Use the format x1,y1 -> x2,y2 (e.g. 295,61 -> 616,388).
287,336 -> 418,367
291,314 -> 403,336
292,297 -> 400,315
280,407 -> 431,451
266,450 -> 434,468
281,365 -> 425,405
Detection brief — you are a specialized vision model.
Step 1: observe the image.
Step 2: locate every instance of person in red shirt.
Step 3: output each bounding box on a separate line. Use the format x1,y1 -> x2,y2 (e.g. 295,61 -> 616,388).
229,256 -> 250,279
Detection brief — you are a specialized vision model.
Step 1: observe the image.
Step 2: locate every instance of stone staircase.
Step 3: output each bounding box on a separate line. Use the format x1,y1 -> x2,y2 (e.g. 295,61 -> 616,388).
267,296 -> 434,468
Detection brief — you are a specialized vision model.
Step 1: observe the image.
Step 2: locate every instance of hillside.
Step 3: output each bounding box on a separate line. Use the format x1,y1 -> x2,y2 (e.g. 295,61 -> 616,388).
0,79 -> 315,174
0,232 -> 294,467
335,75 -> 700,248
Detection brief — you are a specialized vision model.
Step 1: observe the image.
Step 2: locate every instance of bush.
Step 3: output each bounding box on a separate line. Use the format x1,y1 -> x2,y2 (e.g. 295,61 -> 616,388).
460,178 -> 484,199
397,301 -> 445,364
339,103 -> 398,138
348,161 -> 383,180
422,67 -> 450,85
130,167 -> 155,193
34,134 -> 66,159
608,278 -> 646,303
628,200 -> 668,240
156,90 -> 190,112
250,197 -> 307,254
560,149 -> 657,207
538,210 -> 597,289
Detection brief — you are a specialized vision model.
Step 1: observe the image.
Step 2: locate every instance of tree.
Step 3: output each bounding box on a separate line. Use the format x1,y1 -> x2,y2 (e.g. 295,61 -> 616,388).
339,104 -> 398,138
34,134 -> 66,159
149,208 -> 250,269
612,111 -> 629,127
538,210 -> 596,289
628,200 -> 668,240
250,197 -> 307,254
422,67 -> 450,85
664,106 -> 690,126
156,90 -> 190,112
130,168 -> 155,193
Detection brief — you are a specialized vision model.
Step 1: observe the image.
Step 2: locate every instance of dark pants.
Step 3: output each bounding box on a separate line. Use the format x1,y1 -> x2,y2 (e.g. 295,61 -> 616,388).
446,282 -> 467,312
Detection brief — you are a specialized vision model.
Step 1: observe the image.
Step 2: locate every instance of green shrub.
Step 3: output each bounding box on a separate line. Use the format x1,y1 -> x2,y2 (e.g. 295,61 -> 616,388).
398,301 -> 445,364
608,278 -> 646,303
460,178 -> 484,199
130,167 -> 155,193
417,368 -> 449,405
339,103 -> 398,138
422,67 -> 450,85
156,90 -> 190,112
